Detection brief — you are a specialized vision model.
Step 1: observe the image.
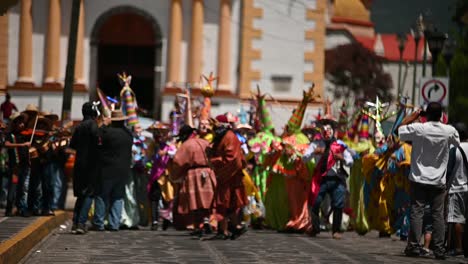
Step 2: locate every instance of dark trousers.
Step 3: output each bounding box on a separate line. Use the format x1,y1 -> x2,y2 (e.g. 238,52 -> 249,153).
311,177 -> 346,234
28,160 -> 49,213
408,182 -> 446,254
72,195 -> 93,225
150,182 -> 162,224
6,165 -> 30,214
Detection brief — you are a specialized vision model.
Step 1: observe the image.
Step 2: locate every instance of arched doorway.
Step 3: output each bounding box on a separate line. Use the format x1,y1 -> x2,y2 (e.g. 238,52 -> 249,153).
90,7 -> 162,118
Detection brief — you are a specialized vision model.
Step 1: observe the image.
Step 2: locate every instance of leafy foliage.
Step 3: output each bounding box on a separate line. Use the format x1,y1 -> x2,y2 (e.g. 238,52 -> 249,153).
448,0 -> 468,124
325,43 -> 394,102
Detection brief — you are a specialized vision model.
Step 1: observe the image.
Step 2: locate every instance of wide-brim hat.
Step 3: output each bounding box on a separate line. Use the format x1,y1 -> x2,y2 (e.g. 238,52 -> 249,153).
41,111 -> 59,122
10,112 -> 28,123
23,104 -> 39,114
110,110 -> 129,121
316,118 -> 338,129
36,116 -> 53,131
235,124 -> 253,131
146,121 -> 170,132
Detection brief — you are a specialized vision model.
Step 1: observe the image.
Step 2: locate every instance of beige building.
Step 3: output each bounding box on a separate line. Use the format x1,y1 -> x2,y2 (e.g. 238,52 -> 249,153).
0,0 -> 327,127
0,0 -> 427,130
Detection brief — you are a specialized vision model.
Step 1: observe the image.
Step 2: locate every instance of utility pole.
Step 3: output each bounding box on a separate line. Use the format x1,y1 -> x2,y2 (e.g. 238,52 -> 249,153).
61,0 -> 81,122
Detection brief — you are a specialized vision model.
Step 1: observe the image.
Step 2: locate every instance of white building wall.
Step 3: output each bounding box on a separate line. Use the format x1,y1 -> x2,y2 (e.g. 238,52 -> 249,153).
202,0 -> 219,80
7,5 -> 19,86
325,31 -> 353,50
251,0 -> 312,100
230,0 -> 241,94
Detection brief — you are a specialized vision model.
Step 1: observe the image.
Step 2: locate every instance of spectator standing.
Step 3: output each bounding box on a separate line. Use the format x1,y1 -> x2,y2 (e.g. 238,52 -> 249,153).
0,93 -> 18,123
446,122 -> 468,256
4,112 -> 31,216
399,102 -> 460,260
93,110 -> 133,231
69,102 -> 100,234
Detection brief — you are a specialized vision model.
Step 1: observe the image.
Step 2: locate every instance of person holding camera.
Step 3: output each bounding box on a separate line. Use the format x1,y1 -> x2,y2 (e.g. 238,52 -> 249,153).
398,102 -> 460,259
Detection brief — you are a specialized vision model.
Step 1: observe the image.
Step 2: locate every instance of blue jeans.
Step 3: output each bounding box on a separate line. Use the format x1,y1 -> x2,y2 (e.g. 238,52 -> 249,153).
94,178 -> 125,230
72,195 -> 93,225
15,165 -> 30,213
43,161 -> 65,210
311,177 -> 346,233
312,177 -> 346,212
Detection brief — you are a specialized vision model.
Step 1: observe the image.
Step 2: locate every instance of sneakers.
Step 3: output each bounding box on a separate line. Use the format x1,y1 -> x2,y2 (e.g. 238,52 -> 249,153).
419,247 -> 431,257
71,224 -> 77,234
332,232 -> 342,240
88,225 -> 105,231
75,223 -> 87,234
151,222 -> 159,231
404,245 -> 421,257
433,251 -> 446,260
162,219 -> 170,231
203,223 -> 213,235
42,210 -> 55,216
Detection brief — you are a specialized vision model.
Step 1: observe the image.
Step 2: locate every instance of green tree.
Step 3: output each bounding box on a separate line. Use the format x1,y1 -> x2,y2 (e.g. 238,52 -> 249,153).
448,0 -> 468,124
325,43 -> 394,101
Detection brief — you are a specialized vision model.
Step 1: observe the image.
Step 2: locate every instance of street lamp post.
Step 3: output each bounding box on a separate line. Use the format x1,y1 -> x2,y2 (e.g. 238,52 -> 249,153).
426,28 -> 447,77
411,26 -> 422,106
442,37 -> 455,73
397,33 -> 407,99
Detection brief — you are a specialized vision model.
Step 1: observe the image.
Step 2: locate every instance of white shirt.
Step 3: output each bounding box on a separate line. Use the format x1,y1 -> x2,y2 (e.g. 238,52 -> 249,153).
399,121 -> 460,186
448,142 -> 468,193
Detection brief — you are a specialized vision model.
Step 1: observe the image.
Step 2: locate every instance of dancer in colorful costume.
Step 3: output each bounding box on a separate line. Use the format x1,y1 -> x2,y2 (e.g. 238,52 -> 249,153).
304,113 -> 354,239
247,86 -> 281,201
169,124 -> 216,238
120,122 -> 146,229
265,86 -> 316,232
347,112 -> 375,235
147,122 -> 175,231
209,115 -> 248,239
360,97 -> 411,237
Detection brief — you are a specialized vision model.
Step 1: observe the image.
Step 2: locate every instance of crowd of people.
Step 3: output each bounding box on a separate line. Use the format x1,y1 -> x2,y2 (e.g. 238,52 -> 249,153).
0,77 -> 467,260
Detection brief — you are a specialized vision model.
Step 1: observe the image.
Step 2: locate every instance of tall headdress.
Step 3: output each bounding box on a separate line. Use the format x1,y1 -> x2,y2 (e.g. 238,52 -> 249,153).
337,101 -> 348,139
254,85 -> 275,132
359,113 -> 370,139
390,96 -> 411,137
96,88 -> 111,117
200,72 -> 216,121
118,72 -> 139,126
287,84 -> 317,133
362,96 -> 396,137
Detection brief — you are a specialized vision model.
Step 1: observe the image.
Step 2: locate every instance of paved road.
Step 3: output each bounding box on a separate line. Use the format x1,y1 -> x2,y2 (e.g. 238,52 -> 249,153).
22,221 -> 467,264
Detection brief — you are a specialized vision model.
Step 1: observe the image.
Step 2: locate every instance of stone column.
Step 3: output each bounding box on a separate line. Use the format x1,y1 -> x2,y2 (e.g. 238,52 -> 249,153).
16,0 -> 33,86
74,0 -> 84,84
166,0 -> 183,87
217,0 -> 231,90
187,0 -> 203,87
44,0 -> 61,85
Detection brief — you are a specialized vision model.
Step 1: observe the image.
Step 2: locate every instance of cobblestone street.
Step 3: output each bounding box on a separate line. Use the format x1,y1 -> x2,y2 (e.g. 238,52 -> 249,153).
21,221 -> 468,264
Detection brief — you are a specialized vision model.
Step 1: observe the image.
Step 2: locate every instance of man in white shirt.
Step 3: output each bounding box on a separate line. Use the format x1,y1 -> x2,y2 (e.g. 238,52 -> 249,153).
398,102 -> 460,260
446,123 -> 468,256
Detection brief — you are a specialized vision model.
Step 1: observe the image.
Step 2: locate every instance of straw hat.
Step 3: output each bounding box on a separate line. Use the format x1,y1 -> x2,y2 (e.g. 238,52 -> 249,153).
235,124 -> 253,131
110,109 -> 128,121
36,116 -> 53,131
146,121 -> 170,132
41,111 -> 59,122
23,104 -> 39,114
10,112 -> 28,123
